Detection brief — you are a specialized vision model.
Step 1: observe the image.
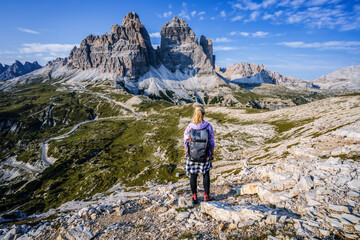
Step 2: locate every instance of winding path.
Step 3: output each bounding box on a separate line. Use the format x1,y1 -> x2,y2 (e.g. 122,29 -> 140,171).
40,85 -> 140,168
76,84 -> 139,116
41,120 -> 93,166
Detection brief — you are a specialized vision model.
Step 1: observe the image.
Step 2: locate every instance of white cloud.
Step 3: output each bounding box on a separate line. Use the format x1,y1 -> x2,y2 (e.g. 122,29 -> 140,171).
233,0 -> 261,10
169,4 -> 172,9
290,0 -> 305,7
230,31 -> 269,37
245,11 -> 260,22
214,37 -> 231,43
149,32 -> 161,38
198,11 -> 206,15
239,32 -> 250,36
200,16 -> 204,21
220,10 -> 226,17
275,10 -> 283,17
231,15 -> 243,22
262,0 -> 277,8
213,46 -> 238,51
278,41 -> 360,50
18,28 -> 40,34
252,31 -> 269,37
306,0 -> 328,6
191,11 -> 197,18
19,43 -> 78,54
263,14 -> 274,20
160,11 -> 172,18
179,10 -> 190,20
152,44 -> 160,49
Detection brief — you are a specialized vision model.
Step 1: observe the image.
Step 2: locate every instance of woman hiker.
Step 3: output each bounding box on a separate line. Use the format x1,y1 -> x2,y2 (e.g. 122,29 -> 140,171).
184,104 -> 215,204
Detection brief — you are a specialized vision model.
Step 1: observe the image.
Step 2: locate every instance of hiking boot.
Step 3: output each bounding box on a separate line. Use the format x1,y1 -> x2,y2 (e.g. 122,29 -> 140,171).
204,192 -> 214,202
192,193 -> 198,205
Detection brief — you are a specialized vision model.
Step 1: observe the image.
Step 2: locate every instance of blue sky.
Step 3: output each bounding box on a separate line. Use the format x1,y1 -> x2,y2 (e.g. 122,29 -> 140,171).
0,0 -> 359,80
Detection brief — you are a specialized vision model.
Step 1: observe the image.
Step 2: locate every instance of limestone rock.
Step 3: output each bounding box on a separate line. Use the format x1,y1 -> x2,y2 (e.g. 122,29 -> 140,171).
175,212 -> 190,221
159,16 -> 214,75
238,182 -> 260,195
67,12 -> 157,80
289,175 -> 314,198
201,201 -> 268,222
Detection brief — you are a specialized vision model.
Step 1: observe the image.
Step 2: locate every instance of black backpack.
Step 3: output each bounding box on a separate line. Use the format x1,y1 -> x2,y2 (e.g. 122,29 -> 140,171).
187,123 -> 209,163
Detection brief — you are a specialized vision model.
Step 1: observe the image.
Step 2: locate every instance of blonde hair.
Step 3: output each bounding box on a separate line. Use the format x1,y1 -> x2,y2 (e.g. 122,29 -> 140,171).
192,105 -> 205,124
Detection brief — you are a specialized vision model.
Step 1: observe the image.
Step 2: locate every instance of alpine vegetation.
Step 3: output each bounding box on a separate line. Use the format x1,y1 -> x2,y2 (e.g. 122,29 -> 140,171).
0,11 -> 360,240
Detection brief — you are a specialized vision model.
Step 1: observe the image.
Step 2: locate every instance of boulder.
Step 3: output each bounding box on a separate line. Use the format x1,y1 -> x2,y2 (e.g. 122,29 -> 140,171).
289,175 -> 314,198
258,186 -> 289,204
201,201 -> 269,223
237,182 -> 261,195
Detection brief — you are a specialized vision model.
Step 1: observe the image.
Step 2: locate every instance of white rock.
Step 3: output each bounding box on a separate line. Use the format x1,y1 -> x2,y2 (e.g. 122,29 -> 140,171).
238,182 -> 260,195
329,218 -> 343,229
289,175 -> 314,198
354,224 -> 360,231
319,228 -> 331,236
344,233 -> 359,239
341,213 -> 360,224
328,204 -> 350,213
66,225 -> 94,239
178,197 -> 187,207
348,191 -> 360,197
265,214 -> 278,224
347,180 -> 360,191
267,171 -> 289,182
326,157 -> 342,165
176,212 -> 190,221
278,215 -> 287,223
258,186 -> 289,204
201,201 -> 267,223
267,179 -> 297,191
237,220 -> 256,228
307,199 -> 321,207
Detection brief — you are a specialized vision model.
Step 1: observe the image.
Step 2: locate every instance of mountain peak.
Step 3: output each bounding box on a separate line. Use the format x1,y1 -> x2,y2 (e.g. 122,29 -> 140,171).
166,16 -> 189,27
121,12 -> 141,25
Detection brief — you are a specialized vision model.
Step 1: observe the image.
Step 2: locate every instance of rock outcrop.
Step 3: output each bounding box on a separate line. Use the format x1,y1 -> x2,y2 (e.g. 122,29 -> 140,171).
218,62 -> 315,88
158,16 -> 214,75
0,61 -> 42,81
67,12 -> 157,80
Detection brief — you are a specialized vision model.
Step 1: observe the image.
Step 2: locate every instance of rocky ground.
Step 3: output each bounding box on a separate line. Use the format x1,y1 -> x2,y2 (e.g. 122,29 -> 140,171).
0,94 -> 359,240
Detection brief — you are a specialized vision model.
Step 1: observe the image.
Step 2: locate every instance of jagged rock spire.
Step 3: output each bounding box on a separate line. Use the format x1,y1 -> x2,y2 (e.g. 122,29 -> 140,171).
67,12 -> 157,80
159,16 -> 214,75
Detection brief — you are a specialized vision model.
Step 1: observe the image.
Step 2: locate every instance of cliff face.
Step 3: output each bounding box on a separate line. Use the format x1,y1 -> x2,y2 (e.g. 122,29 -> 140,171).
0,61 -> 42,81
159,17 -> 214,75
67,12 -> 157,80
66,13 -> 215,80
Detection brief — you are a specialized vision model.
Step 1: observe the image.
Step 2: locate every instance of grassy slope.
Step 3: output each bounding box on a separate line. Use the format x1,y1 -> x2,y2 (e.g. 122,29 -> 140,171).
1,82 -> 355,216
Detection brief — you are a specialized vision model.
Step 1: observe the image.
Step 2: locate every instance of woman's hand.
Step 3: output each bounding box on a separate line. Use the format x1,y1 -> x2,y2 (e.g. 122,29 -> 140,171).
184,147 -> 187,159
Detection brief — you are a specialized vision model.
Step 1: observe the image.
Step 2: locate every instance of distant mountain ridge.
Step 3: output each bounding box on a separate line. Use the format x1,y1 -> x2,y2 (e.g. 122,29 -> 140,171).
0,60 -> 42,81
314,65 -> 360,90
216,62 -> 315,89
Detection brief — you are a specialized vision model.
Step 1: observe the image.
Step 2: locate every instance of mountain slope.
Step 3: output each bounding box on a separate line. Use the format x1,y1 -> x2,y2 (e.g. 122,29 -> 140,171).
314,65 -> 360,91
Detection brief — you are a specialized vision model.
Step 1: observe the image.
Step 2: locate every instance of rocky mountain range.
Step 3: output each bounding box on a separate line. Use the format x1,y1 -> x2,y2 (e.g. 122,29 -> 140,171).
0,12 -> 358,102
0,61 -> 41,81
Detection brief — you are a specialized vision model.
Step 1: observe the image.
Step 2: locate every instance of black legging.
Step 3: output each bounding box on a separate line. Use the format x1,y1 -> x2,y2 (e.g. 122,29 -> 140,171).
190,171 -> 210,195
